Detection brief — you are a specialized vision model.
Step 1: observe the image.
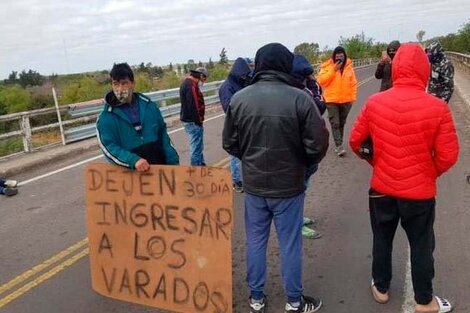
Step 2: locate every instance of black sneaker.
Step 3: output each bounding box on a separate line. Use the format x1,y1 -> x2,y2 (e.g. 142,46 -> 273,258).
3,188 -> 18,196
285,295 -> 322,313
249,296 -> 266,313
233,181 -> 244,193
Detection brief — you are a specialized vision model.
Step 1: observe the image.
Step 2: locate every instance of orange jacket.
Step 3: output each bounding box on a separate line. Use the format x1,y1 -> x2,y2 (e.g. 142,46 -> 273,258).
317,58 -> 357,104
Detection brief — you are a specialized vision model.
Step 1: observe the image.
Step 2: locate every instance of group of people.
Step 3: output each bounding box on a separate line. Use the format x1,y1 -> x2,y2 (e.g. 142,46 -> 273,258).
95,39 -> 459,313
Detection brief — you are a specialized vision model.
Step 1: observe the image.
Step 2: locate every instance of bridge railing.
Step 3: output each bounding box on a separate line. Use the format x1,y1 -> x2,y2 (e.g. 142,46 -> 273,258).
0,59 -> 377,159
447,51 -> 470,74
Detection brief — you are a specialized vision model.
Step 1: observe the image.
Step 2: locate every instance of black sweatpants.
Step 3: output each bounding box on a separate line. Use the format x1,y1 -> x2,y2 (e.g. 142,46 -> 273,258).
369,189 -> 435,305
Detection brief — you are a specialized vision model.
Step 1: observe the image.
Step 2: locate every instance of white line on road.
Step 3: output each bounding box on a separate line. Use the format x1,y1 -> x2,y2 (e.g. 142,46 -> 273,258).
18,113 -> 226,186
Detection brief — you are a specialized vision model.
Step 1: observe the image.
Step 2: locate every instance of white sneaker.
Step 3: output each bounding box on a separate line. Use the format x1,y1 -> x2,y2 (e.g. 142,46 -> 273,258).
4,180 -> 18,188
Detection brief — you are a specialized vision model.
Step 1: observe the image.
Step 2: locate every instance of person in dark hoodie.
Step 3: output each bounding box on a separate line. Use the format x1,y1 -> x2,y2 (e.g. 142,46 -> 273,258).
223,43 -> 329,313
291,54 -> 326,240
375,40 -> 401,91
97,63 -> 179,171
219,57 -> 253,193
426,41 -> 454,103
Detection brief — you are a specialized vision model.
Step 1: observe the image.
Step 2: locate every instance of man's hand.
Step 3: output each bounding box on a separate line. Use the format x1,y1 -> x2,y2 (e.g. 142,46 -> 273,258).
334,60 -> 342,71
135,158 -> 150,172
381,51 -> 391,64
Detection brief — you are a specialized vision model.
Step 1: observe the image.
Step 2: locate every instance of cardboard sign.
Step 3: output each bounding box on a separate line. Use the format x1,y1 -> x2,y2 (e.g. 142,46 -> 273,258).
85,163 -> 233,313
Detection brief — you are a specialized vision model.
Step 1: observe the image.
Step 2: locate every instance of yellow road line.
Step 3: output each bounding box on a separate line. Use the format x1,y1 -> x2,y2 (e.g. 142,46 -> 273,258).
0,238 -> 88,296
0,248 -> 89,308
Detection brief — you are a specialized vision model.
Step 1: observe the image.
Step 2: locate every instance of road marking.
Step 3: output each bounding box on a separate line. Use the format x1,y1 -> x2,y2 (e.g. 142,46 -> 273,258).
402,247 -> 415,313
0,238 -> 89,296
0,248 -> 89,309
18,113 -> 226,186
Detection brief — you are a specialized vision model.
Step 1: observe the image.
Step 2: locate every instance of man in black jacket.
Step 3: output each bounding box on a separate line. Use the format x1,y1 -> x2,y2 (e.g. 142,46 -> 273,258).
179,67 -> 208,165
375,40 -> 401,91
223,43 -> 329,313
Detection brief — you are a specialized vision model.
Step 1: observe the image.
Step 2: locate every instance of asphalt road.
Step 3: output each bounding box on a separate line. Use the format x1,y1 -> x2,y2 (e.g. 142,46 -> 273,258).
1,66 -> 469,313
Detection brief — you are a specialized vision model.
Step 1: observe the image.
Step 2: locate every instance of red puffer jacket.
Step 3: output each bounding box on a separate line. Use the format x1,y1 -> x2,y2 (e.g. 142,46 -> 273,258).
349,44 -> 459,200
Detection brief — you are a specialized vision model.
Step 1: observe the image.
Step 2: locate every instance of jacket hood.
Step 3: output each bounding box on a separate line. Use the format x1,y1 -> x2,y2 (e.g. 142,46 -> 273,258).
387,40 -> 401,58
255,43 -> 294,74
291,54 -> 314,81
332,46 -> 347,62
105,90 -> 122,108
392,43 -> 430,90
427,41 -> 445,62
228,57 -> 253,85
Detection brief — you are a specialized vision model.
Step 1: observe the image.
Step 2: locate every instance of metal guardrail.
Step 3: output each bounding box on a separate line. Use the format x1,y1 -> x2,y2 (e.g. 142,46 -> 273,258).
0,59 -> 377,158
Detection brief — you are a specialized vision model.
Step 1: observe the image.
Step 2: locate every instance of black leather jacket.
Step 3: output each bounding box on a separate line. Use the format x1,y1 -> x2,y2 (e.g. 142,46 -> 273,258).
222,71 -> 329,198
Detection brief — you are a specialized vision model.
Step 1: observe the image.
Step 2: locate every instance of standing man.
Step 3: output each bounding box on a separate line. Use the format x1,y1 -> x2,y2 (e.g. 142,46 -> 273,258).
219,57 -> 253,192
180,67 -> 208,166
426,41 -> 454,103
97,63 -> 179,171
350,44 -> 458,313
375,40 -> 401,91
223,43 -> 329,313
317,46 -> 357,157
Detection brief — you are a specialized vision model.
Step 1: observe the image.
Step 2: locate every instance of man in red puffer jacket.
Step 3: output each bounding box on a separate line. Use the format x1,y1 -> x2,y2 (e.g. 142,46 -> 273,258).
350,43 -> 459,313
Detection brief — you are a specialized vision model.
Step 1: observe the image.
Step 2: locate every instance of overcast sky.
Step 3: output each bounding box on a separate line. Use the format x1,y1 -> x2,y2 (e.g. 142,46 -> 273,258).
0,0 -> 469,79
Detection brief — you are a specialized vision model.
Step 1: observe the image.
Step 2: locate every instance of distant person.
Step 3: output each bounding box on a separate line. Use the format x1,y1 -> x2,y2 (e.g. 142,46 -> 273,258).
350,44 -> 458,313
0,178 -> 18,196
426,41 -> 454,103
375,40 -> 401,91
317,46 -> 357,156
219,57 -> 254,192
292,54 -> 326,240
180,67 -> 208,166
97,63 -> 179,171
223,43 -> 329,313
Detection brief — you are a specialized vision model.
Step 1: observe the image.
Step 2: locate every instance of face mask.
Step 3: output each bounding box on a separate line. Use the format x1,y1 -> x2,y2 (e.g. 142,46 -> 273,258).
336,55 -> 345,63
198,81 -> 204,88
113,88 -> 130,104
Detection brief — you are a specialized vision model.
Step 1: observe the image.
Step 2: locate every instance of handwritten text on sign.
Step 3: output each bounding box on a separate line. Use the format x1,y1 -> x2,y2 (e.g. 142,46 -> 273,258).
85,163 -> 233,313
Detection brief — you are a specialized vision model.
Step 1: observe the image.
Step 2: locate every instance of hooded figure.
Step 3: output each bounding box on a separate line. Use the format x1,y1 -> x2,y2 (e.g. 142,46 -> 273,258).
375,40 -> 401,91
218,57 -> 253,192
350,44 -> 458,313
219,57 -> 253,112
291,54 -> 326,115
426,41 -> 454,103
222,43 -> 328,313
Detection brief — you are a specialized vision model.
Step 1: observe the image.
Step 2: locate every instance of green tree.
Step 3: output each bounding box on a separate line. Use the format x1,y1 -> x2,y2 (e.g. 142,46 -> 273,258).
338,32 -> 375,59
417,30 -> 426,43
219,48 -> 228,65
135,72 -> 153,92
169,62 -> 173,72
208,58 -> 215,69
18,69 -> 43,88
176,64 -> 182,76
294,42 -> 320,63
187,59 -> 196,71
0,85 -> 31,113
207,64 -> 229,82
5,71 -> 18,84
61,76 -> 104,104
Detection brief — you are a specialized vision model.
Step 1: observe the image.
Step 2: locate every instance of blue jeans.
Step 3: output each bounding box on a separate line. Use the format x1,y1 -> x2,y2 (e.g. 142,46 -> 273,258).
245,192 -> 304,303
230,155 -> 242,184
0,179 -> 6,195
183,122 -> 205,166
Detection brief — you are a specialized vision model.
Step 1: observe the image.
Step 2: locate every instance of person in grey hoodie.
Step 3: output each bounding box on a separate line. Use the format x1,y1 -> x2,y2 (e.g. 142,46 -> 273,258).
375,40 -> 401,91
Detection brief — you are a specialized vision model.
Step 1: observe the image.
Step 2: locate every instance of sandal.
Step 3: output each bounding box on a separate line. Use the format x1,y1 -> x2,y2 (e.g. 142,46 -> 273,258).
371,279 -> 389,304
302,226 -> 321,239
303,217 -> 316,226
415,296 -> 453,313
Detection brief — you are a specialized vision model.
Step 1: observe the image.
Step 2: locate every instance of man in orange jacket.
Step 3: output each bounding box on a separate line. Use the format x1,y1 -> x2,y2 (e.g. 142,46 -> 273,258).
349,43 -> 459,313
317,46 -> 357,156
